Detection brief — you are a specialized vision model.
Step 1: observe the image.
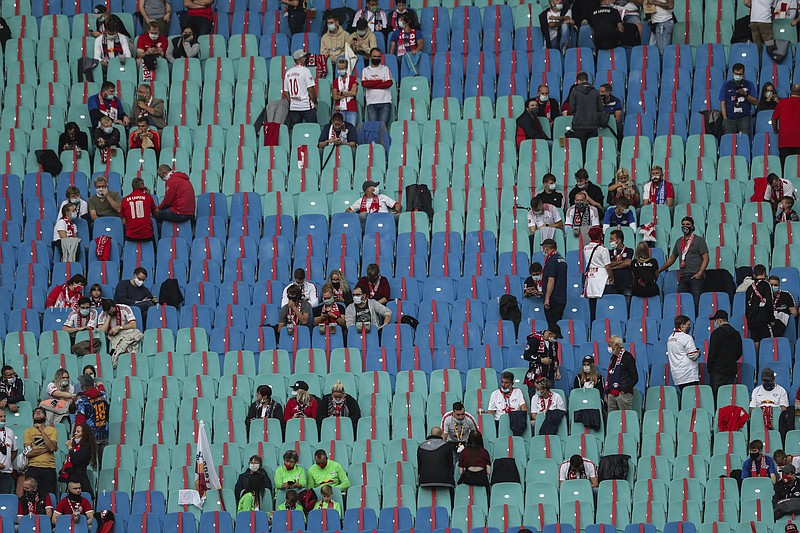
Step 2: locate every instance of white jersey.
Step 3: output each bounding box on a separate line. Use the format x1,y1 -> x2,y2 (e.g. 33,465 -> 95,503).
351,193 -> 397,213
0,428 -> 17,473
280,281 -> 319,308
558,457 -> 597,482
361,65 -> 393,105
530,391 -> 566,414
98,303 -> 136,328
283,64 -> 316,111
750,384 -> 789,409
487,388 -> 527,421
64,308 -> 99,330
667,330 -> 701,385
527,204 -> 562,241
582,242 -> 610,298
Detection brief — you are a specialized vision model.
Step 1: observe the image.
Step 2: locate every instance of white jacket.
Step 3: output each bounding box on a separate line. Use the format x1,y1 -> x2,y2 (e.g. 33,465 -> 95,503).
667,330 -> 701,385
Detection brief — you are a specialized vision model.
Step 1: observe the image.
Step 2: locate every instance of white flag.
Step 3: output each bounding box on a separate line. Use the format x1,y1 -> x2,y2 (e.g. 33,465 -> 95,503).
195,420 -> 220,501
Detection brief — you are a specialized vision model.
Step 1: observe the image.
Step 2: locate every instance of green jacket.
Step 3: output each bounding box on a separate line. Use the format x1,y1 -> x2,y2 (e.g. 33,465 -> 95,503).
237,492 -> 258,513
274,464 -> 307,489
306,460 -> 351,490
315,500 -> 342,516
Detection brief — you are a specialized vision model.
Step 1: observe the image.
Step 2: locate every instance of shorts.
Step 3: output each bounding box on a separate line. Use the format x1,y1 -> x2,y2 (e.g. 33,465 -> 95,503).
750,324 -> 773,343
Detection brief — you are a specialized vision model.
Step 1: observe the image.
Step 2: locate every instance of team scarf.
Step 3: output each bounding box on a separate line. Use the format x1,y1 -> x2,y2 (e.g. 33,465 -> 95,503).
327,396 -> 350,417
358,194 -> 381,213
71,309 -> 94,329
762,405 -> 774,430
337,75 -> 354,111
649,179 -> 666,205
101,34 -> 123,61
367,277 -> 382,298
538,392 -> 554,412
771,181 -> 785,203
389,9 -> 406,29
750,454 -> 770,478
397,30 -> 418,55
97,94 -> 120,121
571,203 -> 590,227
320,303 -> 341,324
55,281 -> 81,309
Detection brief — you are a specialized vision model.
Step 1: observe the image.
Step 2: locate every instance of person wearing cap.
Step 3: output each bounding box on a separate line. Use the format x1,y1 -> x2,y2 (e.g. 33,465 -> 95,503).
573,356 -> 605,393
568,168 -> 604,210
751,368 -> 789,415
283,49 -> 318,129
321,12 -> 348,58
522,327 -> 561,399
582,226 -> 613,323
74,374 -> 110,446
745,264 -> 776,353
317,381 -> 361,430
278,285 -> 312,335
742,439 -> 778,483
484,371 -> 528,422
558,454 -> 598,488
706,309 -> 743,397
657,215 -> 709,313
774,464 -> 800,511
541,238 -> 568,331
182,0 -> 215,37
667,315 -> 701,391
361,48 -> 393,128
349,19 -> 378,59
346,180 -> 401,222
284,381 -> 319,421
245,384 -> 284,433
769,275 -> 798,337
345,285 -> 392,332
332,58 -> 359,127
281,268 -> 319,307
318,112 -> 357,150
356,263 -> 390,305
605,335 -> 638,411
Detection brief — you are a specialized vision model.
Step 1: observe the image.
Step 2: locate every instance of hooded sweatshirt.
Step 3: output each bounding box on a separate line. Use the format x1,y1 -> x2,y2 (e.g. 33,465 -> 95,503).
568,82 -> 604,130
158,171 -> 196,216
706,323 -> 743,377
75,386 -> 110,440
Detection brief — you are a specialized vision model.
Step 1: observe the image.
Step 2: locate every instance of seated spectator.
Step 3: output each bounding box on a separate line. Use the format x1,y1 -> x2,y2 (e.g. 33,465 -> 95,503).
389,12 -> 423,56
345,286 -> 392,331
246,385 -> 284,431
88,176 -> 122,221
314,484 -> 342,516
774,464 -> 800,511
284,381 -> 318,421
346,180 -> 401,219
183,0 -> 215,37
155,165 -> 195,223
327,270 -> 353,306
774,450 -> 800,472
138,0 -> 172,34
770,276 -> 798,337
348,20 -> 377,59
93,116 -> 121,163
603,197 -> 636,231
441,402 -> 478,449
74,365 -> 104,394
0,366 -> 24,413
166,23 -> 199,63
516,98 -> 550,146
631,241 -> 660,298
458,430 -> 491,486
313,285 -> 346,334
234,455 -> 272,506
46,274 -> 86,310
129,118 -> 161,152
275,450 -> 306,490
751,367 -> 789,415
523,262 -> 544,298
93,19 -> 132,70
606,168 -> 640,207
317,381 -> 361,429
318,112 -> 357,150
483,371 -> 528,422
132,84 -> 166,129
356,263 -> 390,304
87,82 -> 128,130
388,0 -> 416,31
641,165 -> 674,206
541,0 -> 575,52
46,368 -> 76,407
536,173 -> 566,210
776,196 -> 800,224
558,454 -> 599,488
742,439 -> 778,483
757,82 -> 780,112
52,481 -> 94,526
417,427 -> 455,488
59,186 -> 90,223
52,208 -> 80,260
528,197 -> 563,242
59,122 -> 89,154
352,0 -> 388,33
62,297 -> 99,341
17,477 -> 54,520
135,21 -> 167,68
573,355 -> 605,392
98,299 -> 143,367
568,168 -> 604,209
282,268 -> 319,307
321,13 -> 348,58
277,489 -> 303,511
307,449 -> 351,490
564,190 -> 600,242
765,173 -> 797,209
121,177 -> 156,243
529,377 -> 565,422
114,267 -> 157,315
88,284 -> 105,307
278,285 -> 311,334
332,58 -> 359,127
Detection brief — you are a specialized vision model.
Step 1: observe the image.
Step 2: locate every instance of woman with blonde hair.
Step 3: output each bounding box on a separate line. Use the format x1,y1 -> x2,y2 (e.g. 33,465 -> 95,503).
326,269 -> 352,305
607,167 -> 640,207
631,241 -> 660,298
572,355 -> 605,393
317,380 -> 361,429
43,368 -> 77,423
284,381 -> 318,421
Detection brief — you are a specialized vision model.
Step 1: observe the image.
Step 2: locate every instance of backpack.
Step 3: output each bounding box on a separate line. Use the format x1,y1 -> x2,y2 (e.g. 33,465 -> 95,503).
498,294 -> 522,332
297,489 -> 317,514
405,184 -> 433,218
597,454 -> 631,481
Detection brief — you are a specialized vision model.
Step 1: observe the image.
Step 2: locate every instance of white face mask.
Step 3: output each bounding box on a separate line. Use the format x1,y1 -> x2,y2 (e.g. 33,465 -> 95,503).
70,212 -> 78,220
607,346 -> 614,354
70,198 -> 80,205
327,23 -> 337,32
79,308 -> 90,317
102,126 -> 113,134
134,279 -> 144,287
149,33 -> 159,40
547,183 -> 556,191
357,30 -> 367,36
539,94 -> 549,102
398,20 -> 406,28
105,93 -> 114,100
353,295 -> 363,305
583,365 -> 591,373
765,91 -> 773,98
249,463 -> 260,472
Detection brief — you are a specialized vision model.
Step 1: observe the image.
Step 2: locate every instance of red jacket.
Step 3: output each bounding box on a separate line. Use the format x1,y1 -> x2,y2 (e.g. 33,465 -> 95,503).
158,171 -> 195,216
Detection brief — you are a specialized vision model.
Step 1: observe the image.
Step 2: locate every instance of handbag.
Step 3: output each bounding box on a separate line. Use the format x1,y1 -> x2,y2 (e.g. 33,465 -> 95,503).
15,449 -> 28,472
582,243 -> 601,291
58,457 -> 74,483
39,398 -> 71,415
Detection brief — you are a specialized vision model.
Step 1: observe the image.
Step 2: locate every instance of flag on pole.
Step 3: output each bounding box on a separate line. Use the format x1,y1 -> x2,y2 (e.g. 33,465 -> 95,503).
195,420 -> 220,500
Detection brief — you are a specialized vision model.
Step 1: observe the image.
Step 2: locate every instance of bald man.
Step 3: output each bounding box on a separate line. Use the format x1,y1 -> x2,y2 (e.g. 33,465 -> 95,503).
417,426 -> 455,488
773,84 -> 800,167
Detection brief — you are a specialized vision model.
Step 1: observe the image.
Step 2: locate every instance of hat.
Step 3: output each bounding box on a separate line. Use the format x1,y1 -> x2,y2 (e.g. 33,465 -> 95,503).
78,374 -> 94,390
761,368 -> 775,381
582,355 -> 594,364
93,4 -> 108,13
356,19 -> 368,30
291,380 -> 309,391
786,524 -> 798,533
292,49 -> 307,61
362,180 -> 380,192
785,464 -> 797,474
548,324 -> 562,339
709,309 -> 729,321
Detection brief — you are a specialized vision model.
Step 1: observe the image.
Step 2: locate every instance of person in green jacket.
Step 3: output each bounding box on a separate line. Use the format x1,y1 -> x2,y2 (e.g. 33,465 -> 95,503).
314,484 -> 342,516
306,449 -> 351,491
237,474 -> 265,512
276,489 -> 304,511
274,450 -> 307,490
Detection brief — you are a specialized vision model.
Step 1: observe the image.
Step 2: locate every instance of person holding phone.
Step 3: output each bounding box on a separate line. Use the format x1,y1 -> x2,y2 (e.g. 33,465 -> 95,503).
274,450 -> 307,490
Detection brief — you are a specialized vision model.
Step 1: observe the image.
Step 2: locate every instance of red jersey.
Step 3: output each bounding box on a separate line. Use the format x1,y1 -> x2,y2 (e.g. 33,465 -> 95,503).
188,5 -> 213,20
773,97 -> 800,149
54,496 -> 93,517
129,129 -> 161,151
158,171 -> 196,216
136,33 -> 168,54
121,189 -> 156,239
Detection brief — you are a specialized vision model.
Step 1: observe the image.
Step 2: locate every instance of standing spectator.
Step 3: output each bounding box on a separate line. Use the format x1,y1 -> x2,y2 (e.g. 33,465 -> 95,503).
573,355 -> 605,392
756,82 -> 780,112
327,269 -> 352,306
352,0 -> 388,33
281,268 -> 319,307
483,371 -> 528,421
541,238 -> 568,331
234,455 -> 272,506
641,165 -> 675,206
607,168 -> 640,207
283,50 -> 318,129
0,411 -> 17,493
307,449 -> 351,490
666,315 -> 701,390
138,0 -> 171,35
535,84 -> 561,126
536,173 -> 566,210
745,0 -> 774,55
284,381 -> 318,421
183,0 -> 215,37
457,430 -> 491,486
529,377 -> 565,422
522,327 -> 561,398
607,229 -> 634,299
114,268 -> 158,315
88,176 -> 122,220
317,381 -> 361,430
52,204 -> 80,261
770,275 -> 798,337
599,83 -> 623,133
605,335 -> 638,410
523,263 -> 544,298
312,284 -> 347,335
74,374 -> 110,447
349,20 -> 378,59
566,191 -> 601,242
603,198 -> 636,231
332,58 -> 359,126
321,13 -> 348,58
131,84 -> 166,130
741,439 -> 777,482
361,49 -> 393,128
128,118 -> 161,151
155,165 -> 195,223
765,173 -> 797,209
120,177 -> 156,243
746,264 -> 775,352
98,299 -> 143,366
59,186 -> 90,222
590,0 -> 625,49
645,0 -> 674,55
706,310 -> 743,397
631,242 -> 660,297
344,286 -> 392,331
245,385 -> 284,432
516,98 -> 550,147
441,402 -> 478,449
17,478 -> 54,520
91,7 -> 131,38
52,480 -> 94,526
582,226 -> 613,322
65,423 -> 99,499
568,168 -> 604,210
24,408 -> 59,500
389,12 -> 423,57
318,113 -> 357,150
776,196 -> 800,224
46,275 -> 86,310
166,24 -> 199,63
772,84 -> 800,167
417,428 -> 454,488
278,285 -> 311,334
274,450 -> 307,489
527,197 -> 563,242
0,366 -> 24,413
356,263 -> 390,305
558,454 -> 599,487
541,0 -> 575,52
59,122 -> 89,154
657,216 -> 709,311
719,63 -> 758,135
282,0 -> 308,35
568,73 -> 604,155
93,20 -> 132,70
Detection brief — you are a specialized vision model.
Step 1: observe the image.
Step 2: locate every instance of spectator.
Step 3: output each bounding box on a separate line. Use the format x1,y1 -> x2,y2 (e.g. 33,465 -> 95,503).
607,229 -> 633,298
388,0 -> 415,31
0,365 -> 24,413
757,82 -> 780,112
417,427 -> 454,488
559,454 -> 599,487
90,6 -> 131,38
535,84 -> 561,126
274,450 -> 307,489
607,168 -> 640,207
59,122 -> 89,154
719,63 -> 757,135
182,0 -> 215,37
17,478 -> 54,520
603,197 -> 636,231
349,19 -> 377,60
742,439 -> 777,483
93,116 -> 120,163
591,0 -> 625,49
765,173 -> 797,209
772,84 -> 800,167
314,484 -> 342,516
776,196 -> 800,224
352,0 -> 388,33
565,191 -> 600,244
313,284 -> 346,335
536,173 -> 566,210
283,50 -> 318,129
657,216 -> 709,311
321,13 -> 348,58
529,377 -> 565,422
135,20 -> 167,66
59,186 -> 90,222
332,58 -> 359,126
441,402 -> 478,449
568,73 -> 604,154
646,0 -> 674,55
45,368 -> 77,420
746,264 -> 775,351
114,267 -> 157,315
541,238 -> 568,331
281,269 -> 318,307
65,423 -> 99,499
89,284 -> 105,307
24,408 -> 59,501
284,381 -> 318,421
361,49 -> 393,128
599,83 -> 623,131
74,365 -> 104,394
356,263 -> 390,305
573,355 -> 606,392
138,0 -> 172,34
129,117 -> 161,152
166,24 -> 199,63
389,12 -> 423,56
614,0 -> 644,33
706,310 -> 743,397
121,177 -> 157,243
281,0 -> 308,35
155,165 -> 195,223
751,367 -> 789,415
347,180 -> 401,223
131,84 -> 166,130
53,207 -> 80,260
541,0 -> 575,52
631,242 -> 660,298
605,336 -> 639,411
345,285 -> 392,331
516,98 -> 550,147
98,299 -> 143,367
583,225 -> 613,322
93,20 -> 132,70
774,464 -> 800,507
523,262 -> 544,298
746,0 -> 774,55
245,385 -> 284,431
641,165 -> 675,206
667,315 -> 701,391
523,327 -> 561,398
88,176 -> 122,220
278,285 -> 311,334
458,430 -> 491,486
568,168 -> 604,209
46,274 -> 86,310
52,480 -> 94,526
774,450 -> 800,472
307,449 -> 351,490
234,455 -> 272,506
0,411 -> 17,493
317,381 -> 361,430
74,374 -> 109,446
770,275 -> 798,337
62,297 -> 98,342
278,490 -> 303,511
483,371 -> 528,421
318,112 -> 357,149
327,269 -> 353,306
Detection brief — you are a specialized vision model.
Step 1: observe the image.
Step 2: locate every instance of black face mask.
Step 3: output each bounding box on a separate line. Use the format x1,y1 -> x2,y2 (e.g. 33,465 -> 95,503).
33,418 -> 45,424
370,58 -> 381,66
750,452 -> 761,461
68,492 -> 82,502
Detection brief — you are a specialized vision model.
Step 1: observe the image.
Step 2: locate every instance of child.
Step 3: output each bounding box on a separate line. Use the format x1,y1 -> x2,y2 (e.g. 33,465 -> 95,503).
237,474 -> 264,512
277,489 -> 304,512
314,484 -> 342,516
524,262 -> 543,298
89,284 -> 104,307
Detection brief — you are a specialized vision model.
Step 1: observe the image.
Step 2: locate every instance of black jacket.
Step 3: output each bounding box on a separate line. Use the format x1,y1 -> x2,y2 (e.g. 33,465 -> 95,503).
522,334 -> 559,383
606,350 -> 638,395
746,279 -> 774,328
568,82 -> 604,130
706,323 -> 743,377
774,478 -> 800,506
234,467 -> 273,503
418,435 -> 455,488
0,377 -> 25,404
316,394 -> 361,430
245,399 -> 284,429
59,132 -> 89,153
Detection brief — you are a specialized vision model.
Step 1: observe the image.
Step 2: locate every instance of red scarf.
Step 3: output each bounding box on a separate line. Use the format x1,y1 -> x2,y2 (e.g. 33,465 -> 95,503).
762,406 -> 774,430
679,235 -> 694,269
97,94 -> 120,120
771,182 -> 784,203
358,194 -> 380,213
321,304 -> 341,324
367,277 -> 381,298
397,30 -> 418,55
538,393 -> 553,412
55,282 -> 81,310
750,454 -> 769,477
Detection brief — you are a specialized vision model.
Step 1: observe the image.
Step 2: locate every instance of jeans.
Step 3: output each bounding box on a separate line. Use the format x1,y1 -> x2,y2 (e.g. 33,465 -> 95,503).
558,24 -> 576,51
341,111 -> 358,127
286,108 -> 318,130
722,115 -> 752,136
367,103 -> 392,129
709,372 -> 737,400
155,209 -> 193,223
544,301 -> 565,333
678,273 -> 704,315
650,19 -> 674,56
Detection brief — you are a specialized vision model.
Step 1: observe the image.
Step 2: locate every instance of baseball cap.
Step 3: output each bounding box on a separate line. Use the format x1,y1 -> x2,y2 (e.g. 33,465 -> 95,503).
362,180 -> 380,192
292,49 -> 307,61
709,309 -> 728,321
291,380 -> 309,391
356,19 -> 368,30
582,355 -> 594,364
784,464 -> 797,474
548,324 -> 562,339
761,368 -> 775,381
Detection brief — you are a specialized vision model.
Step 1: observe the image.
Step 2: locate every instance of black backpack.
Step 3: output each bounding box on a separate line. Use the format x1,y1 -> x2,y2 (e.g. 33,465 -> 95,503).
597,454 -> 631,481
498,294 -> 522,334
405,184 -> 433,218
699,110 -> 723,139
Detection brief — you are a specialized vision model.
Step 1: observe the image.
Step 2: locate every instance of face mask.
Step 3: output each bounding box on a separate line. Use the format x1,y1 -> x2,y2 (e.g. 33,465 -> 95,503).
398,20 -> 406,28
149,32 -> 159,39
327,23 -> 337,31
765,91 -> 773,98
681,226 -> 692,235
96,188 -> 107,197
70,198 -> 80,205
338,69 -> 348,77
547,183 -> 556,191
249,463 -> 260,472
34,418 -> 45,424
576,200 -> 587,207
134,279 -> 144,287
607,346 -> 614,354
373,187 -> 380,195
358,30 -> 367,36
750,452 -> 761,461
72,437 -> 80,444
784,475 -> 795,483
0,422 -> 5,430
772,286 -> 780,294
5,377 -> 15,385
368,275 -> 378,283
532,275 -> 542,282
353,295 -> 363,305
764,382 -> 776,391
370,5 -> 378,11
102,126 -> 113,134
323,297 -> 335,305
183,34 -> 192,40
500,387 -> 511,393
105,94 -> 114,101
535,390 -> 543,397
583,365 -> 591,373
371,58 -> 381,66
734,75 -> 743,82
534,210 -> 544,216
650,175 -> 661,182
538,93 -> 549,103
332,281 -> 340,288
23,490 -> 35,497
555,2 -> 563,8
80,308 -> 90,317
577,182 -> 587,189
332,396 -> 345,405
68,492 -> 82,502
620,208 -> 630,214
70,212 -> 78,220
61,380 -> 70,388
